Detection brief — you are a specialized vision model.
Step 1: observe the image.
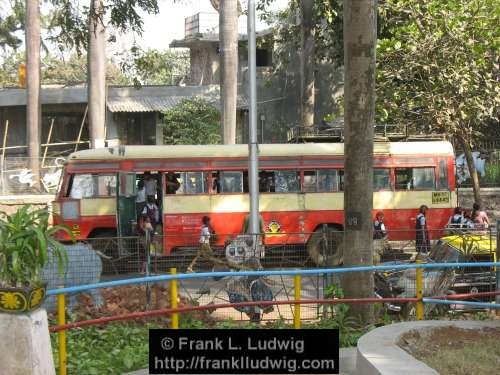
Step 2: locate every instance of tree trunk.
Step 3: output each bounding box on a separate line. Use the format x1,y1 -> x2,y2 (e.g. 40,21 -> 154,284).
25,0 -> 41,189
88,0 -> 106,149
219,0 -> 238,144
300,0 -> 315,128
341,0 -> 376,323
456,135 -> 482,205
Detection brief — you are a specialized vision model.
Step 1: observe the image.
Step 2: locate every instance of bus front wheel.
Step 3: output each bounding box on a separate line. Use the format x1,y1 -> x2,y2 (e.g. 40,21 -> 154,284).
307,226 -> 343,267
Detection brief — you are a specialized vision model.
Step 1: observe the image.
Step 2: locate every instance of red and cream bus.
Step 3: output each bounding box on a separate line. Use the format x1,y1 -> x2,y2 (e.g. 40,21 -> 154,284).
52,141 -> 457,264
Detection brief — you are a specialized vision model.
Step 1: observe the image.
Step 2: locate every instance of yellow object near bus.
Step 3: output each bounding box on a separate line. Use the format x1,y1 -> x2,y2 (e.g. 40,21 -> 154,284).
18,63 -> 26,88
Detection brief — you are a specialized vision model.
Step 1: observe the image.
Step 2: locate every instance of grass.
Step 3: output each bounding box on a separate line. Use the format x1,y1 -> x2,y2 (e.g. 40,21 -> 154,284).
51,322 -> 163,375
418,336 -> 500,375
50,308 -> 374,374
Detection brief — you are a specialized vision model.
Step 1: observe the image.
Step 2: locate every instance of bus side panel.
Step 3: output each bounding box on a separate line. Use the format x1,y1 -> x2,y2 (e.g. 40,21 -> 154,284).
52,198 -> 117,239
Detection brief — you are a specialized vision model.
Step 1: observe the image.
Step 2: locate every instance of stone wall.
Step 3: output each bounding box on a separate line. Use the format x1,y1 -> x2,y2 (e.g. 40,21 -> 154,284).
457,187 -> 500,222
0,195 -> 54,217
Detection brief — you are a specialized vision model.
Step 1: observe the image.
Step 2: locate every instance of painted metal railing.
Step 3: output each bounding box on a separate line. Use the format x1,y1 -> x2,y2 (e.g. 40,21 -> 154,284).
48,262 -> 500,375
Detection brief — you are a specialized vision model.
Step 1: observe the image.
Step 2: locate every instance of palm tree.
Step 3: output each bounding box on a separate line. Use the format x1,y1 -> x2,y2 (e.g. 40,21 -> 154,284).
88,0 -> 106,148
25,0 -> 40,188
342,0 -> 376,323
212,0 -> 240,144
300,0 -> 315,128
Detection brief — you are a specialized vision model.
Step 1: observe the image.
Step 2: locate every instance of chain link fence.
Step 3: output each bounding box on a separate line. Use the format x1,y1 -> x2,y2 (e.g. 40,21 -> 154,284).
41,228 -> 498,323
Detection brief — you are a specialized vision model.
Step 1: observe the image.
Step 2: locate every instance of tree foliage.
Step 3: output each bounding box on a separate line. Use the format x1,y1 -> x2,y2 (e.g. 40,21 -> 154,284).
0,52 -> 129,87
376,0 -> 499,139
162,98 -> 221,145
118,47 -> 189,86
47,0 -> 159,54
0,0 -> 24,50
258,0 -> 343,70
377,0 -> 499,203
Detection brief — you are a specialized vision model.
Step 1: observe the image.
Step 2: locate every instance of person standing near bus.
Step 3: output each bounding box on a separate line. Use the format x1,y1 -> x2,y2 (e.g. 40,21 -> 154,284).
445,206 -> 464,234
415,205 -> 430,253
135,179 -> 146,220
472,202 -> 489,231
373,212 -> 389,264
187,216 -> 215,273
373,212 -> 387,240
143,171 -> 158,200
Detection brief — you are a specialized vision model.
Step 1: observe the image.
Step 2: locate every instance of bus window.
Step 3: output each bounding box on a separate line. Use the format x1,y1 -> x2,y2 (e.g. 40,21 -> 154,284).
373,168 -> 391,191
274,171 -> 300,192
259,171 -> 275,192
68,173 -> 117,198
303,171 -> 317,192
396,167 -> 435,190
178,172 -> 208,194
317,169 -> 343,192
220,171 -> 243,193
439,159 -> 448,189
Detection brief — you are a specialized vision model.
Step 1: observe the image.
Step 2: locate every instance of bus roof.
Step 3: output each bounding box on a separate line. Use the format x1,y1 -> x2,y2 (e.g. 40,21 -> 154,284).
68,141 -> 454,161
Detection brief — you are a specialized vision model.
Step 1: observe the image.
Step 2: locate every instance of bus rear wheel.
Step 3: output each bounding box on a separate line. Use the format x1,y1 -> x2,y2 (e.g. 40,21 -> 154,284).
307,226 -> 343,267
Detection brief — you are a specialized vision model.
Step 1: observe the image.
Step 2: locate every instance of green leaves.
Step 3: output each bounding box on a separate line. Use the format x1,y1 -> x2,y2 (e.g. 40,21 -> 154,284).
162,98 -> 222,145
376,0 -> 500,141
0,206 -> 73,287
118,48 -> 190,86
51,322 -> 157,375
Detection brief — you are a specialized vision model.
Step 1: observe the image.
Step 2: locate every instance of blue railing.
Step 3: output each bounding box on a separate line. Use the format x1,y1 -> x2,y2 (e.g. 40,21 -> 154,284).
47,262 -> 500,299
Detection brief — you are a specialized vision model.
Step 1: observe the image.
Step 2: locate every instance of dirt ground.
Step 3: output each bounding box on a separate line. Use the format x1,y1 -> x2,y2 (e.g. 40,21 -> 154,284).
399,325 -> 500,375
71,284 -> 215,325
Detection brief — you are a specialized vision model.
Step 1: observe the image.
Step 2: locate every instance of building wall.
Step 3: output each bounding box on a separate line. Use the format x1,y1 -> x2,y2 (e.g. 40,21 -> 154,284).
189,43 -> 220,85
0,106 -> 26,155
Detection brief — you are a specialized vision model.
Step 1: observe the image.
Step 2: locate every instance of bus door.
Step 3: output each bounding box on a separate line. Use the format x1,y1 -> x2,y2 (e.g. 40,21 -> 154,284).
117,172 -> 137,237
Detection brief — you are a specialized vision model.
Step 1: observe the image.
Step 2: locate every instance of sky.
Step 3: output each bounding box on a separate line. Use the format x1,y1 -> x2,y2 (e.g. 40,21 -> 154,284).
113,0 -> 288,52
0,0 -> 288,62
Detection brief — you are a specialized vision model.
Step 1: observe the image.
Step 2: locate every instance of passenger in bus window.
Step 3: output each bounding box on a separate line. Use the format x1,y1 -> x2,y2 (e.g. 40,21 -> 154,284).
212,172 -> 221,193
165,172 -> 180,194
143,171 -> 157,199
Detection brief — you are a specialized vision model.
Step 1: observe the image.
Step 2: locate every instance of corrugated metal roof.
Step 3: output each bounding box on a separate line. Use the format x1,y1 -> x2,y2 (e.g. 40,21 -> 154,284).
107,94 -> 248,112
107,96 -> 184,112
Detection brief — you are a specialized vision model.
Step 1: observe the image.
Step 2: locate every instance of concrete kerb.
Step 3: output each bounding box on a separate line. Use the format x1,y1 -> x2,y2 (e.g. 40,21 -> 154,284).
356,320 -> 500,375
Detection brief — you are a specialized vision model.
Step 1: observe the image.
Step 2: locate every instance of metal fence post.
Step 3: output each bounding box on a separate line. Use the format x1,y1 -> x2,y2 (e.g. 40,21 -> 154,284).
170,268 -> 179,329
415,260 -> 424,320
57,292 -> 67,375
294,274 -> 301,329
